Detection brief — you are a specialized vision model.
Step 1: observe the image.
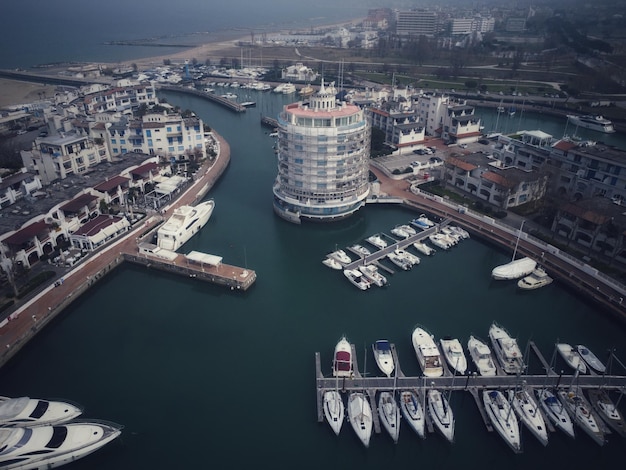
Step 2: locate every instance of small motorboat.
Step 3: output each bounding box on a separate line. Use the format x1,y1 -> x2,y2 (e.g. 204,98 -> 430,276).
322,257 -> 342,270
0,396 -> 83,428
576,345 -> 607,374
439,337 -> 467,375
387,250 -> 412,271
350,244 -> 371,257
391,226 -> 411,239
467,335 -> 497,376
556,343 -> 587,374
372,340 -> 394,377
412,214 -> 435,229
517,267 -> 553,290
358,264 -> 387,288
413,240 -> 435,256
343,269 -> 370,290
366,234 -> 387,250
329,249 -> 351,265
428,233 -> 452,250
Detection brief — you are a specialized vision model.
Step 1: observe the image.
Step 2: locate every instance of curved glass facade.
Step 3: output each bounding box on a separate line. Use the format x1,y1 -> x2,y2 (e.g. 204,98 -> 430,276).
273,83 -> 370,223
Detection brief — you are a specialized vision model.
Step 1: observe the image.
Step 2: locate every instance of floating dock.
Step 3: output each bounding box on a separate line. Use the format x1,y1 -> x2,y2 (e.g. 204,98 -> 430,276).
315,343 -> 626,436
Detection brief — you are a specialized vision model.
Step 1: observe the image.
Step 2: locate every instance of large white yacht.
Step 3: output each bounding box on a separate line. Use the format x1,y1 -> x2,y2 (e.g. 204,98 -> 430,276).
156,200 -> 215,251
399,390 -> 426,439
0,421 -> 122,470
509,388 -> 549,446
387,250 -> 412,271
491,256 -> 537,280
412,326 -> 444,378
323,390 -> 344,436
347,392 -> 373,448
427,389 -> 454,442
567,114 -> 615,133
372,340 -> 394,377
366,234 -> 387,250
439,337 -> 467,375
343,269 -> 370,290
467,335 -> 497,376
558,389 -> 605,446
378,391 -> 401,443
0,396 -> 83,427
332,336 -> 353,378
489,323 -> 525,374
483,390 -> 522,453
536,388 -> 575,439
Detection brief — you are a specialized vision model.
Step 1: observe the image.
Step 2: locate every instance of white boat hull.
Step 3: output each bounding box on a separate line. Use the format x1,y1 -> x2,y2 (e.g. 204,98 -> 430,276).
536,388 -> 575,439
509,389 -> 549,446
467,335 -> 497,376
323,391 -> 344,436
492,257 -> 536,280
412,327 -> 444,378
399,390 -> 425,439
483,390 -> 522,453
558,390 -> 605,446
348,393 -> 373,448
378,391 -> 400,443
0,396 -> 83,427
157,200 -> 215,251
428,389 -> 454,442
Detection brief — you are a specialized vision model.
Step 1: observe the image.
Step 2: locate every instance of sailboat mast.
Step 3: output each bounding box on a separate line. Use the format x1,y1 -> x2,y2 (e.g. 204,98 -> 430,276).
511,220 -> 525,261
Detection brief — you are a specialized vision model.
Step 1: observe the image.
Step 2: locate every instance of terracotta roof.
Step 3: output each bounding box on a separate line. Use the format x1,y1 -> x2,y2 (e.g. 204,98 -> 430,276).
446,156 -> 477,171
60,193 -> 99,213
481,171 -> 516,188
94,175 -> 130,193
130,162 -> 158,178
73,215 -> 123,237
553,140 -> 577,151
4,220 -> 50,245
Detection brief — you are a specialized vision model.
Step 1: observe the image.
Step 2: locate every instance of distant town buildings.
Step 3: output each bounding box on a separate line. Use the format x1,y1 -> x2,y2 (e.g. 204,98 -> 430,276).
273,82 -> 370,223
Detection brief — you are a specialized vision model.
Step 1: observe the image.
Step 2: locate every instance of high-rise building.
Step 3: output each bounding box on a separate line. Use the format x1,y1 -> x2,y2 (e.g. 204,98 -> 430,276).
273,82 -> 371,224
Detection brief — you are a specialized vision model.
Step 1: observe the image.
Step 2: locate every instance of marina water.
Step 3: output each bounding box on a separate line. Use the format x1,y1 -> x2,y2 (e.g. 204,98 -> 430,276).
1,88 -> 626,468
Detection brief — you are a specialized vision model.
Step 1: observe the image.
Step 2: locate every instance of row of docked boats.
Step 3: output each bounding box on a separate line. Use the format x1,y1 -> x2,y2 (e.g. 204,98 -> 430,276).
0,396 -> 122,470
322,215 -> 470,290
322,328 -> 625,450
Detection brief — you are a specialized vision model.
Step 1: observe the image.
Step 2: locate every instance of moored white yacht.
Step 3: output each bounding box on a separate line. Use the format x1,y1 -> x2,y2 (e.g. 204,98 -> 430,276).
347,392 -> 373,448
343,269 -> 371,290
576,345 -> 606,374
489,323 -> 525,375
387,250 -> 412,271
0,396 -> 83,428
517,267 -> 553,290
509,388 -> 549,446
332,336 -> 353,378
467,335 -> 497,376
439,337 -> 467,375
350,244 -> 371,257
536,388 -> 575,439
566,114 -> 615,133
398,224 -> 417,236
378,391 -> 401,443
322,257 -> 342,270
412,214 -> 435,229
395,248 -> 420,266
391,225 -> 411,239
372,340 -> 394,377
323,390 -> 344,436
428,233 -> 452,250
366,234 -> 387,250
558,389 -> 605,446
358,264 -> 387,287
412,326 -> 444,378
491,257 -> 537,280
449,225 -> 470,239
483,390 -> 522,453
440,227 -> 461,245
413,240 -> 435,256
427,389 -> 455,442
329,249 -> 351,265
399,390 -> 426,439
556,343 -> 587,374
586,388 -> 626,438
0,420 -> 122,470
156,200 -> 215,251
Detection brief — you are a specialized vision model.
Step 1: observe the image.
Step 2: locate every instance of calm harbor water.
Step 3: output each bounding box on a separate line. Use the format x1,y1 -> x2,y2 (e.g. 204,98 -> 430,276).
1,89 -> 626,469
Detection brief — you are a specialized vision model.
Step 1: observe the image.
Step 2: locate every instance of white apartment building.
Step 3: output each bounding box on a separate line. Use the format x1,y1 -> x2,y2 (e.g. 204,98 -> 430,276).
369,107 -> 425,149
396,9 -> 439,37
81,81 -> 158,115
449,16 -> 495,35
281,63 -> 318,82
273,82 -> 371,223
416,94 -> 482,143
0,169 -> 43,209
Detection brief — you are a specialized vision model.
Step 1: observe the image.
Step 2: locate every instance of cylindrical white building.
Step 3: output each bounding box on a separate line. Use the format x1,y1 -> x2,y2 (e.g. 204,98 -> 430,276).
273,82 -> 371,223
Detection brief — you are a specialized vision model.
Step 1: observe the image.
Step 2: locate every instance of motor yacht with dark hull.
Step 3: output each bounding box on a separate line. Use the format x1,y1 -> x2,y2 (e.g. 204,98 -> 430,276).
0,420 -> 122,470
0,397 -> 83,428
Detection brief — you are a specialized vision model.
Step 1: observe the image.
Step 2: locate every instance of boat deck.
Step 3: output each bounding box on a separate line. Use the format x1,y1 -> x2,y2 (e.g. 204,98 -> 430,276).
315,342 -> 626,436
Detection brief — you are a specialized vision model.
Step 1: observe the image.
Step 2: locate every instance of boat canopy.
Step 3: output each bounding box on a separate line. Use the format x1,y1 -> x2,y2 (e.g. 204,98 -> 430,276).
335,351 -> 351,371
375,340 -> 391,351
185,251 -> 223,267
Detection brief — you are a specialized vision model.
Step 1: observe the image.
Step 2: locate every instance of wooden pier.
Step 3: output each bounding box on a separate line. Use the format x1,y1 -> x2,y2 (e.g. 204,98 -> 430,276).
315,342 -> 626,436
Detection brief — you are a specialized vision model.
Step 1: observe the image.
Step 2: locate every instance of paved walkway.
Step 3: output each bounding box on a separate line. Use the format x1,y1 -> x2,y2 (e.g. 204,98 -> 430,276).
370,167 -> 626,322
0,133 -> 231,368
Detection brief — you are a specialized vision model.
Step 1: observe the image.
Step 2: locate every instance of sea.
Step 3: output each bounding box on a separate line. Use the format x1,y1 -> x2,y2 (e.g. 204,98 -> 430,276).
2,4 -> 626,469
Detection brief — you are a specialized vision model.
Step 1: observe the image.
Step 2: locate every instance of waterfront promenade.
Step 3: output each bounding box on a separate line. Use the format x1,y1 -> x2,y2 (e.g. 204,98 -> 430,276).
370,167 -> 626,322
0,133 -> 255,368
